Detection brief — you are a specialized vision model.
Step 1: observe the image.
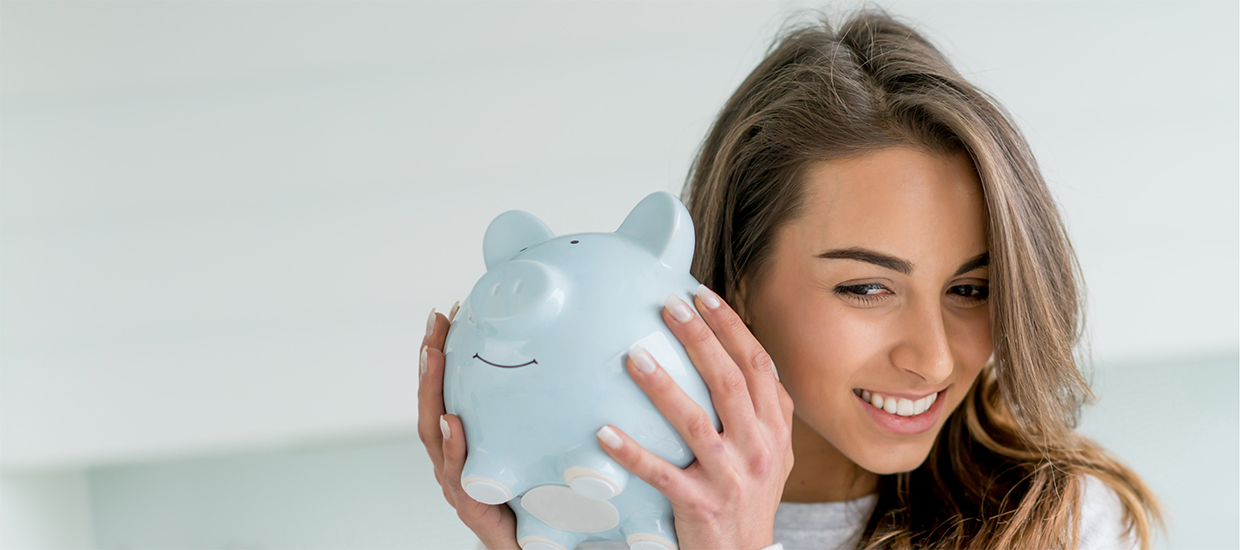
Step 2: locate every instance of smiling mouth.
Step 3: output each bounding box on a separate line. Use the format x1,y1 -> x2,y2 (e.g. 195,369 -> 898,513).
852,388 -> 942,417
473,354 -> 537,369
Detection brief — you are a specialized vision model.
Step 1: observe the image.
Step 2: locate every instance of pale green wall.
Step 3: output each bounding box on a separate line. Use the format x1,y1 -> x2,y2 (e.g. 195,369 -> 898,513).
85,356 -> 1238,550
0,469 -> 94,549
88,435 -> 476,549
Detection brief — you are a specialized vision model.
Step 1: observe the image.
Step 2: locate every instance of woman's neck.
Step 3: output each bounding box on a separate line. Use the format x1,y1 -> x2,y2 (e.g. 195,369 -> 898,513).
781,413 -> 878,503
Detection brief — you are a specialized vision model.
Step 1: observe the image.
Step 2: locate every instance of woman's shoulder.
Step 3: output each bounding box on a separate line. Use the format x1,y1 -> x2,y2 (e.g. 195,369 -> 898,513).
1077,473 -> 1138,550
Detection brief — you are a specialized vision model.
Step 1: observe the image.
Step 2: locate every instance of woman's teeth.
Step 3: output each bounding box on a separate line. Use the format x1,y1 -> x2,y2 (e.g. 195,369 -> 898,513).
853,388 -> 937,417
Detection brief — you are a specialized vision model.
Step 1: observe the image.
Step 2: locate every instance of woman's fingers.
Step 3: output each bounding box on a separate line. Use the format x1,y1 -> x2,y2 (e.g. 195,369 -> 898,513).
417,342 -> 447,474
596,423 -> 699,508
441,413 -> 521,548
660,293 -> 765,444
690,284 -> 792,434
417,308 -> 451,486
774,380 -> 795,442
625,345 -> 729,472
439,414 -> 473,510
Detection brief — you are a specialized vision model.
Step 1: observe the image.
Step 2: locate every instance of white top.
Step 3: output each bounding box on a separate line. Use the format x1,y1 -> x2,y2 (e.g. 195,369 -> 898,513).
763,475 -> 1136,550
766,491 -> 878,550
474,475 -> 1135,550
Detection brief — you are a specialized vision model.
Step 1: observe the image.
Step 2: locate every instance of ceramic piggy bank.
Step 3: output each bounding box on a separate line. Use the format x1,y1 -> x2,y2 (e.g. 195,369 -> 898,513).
442,191 -> 721,550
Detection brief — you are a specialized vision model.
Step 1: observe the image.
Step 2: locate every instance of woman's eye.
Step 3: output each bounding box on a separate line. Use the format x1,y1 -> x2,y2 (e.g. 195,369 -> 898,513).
948,284 -> 989,303
834,283 -> 890,305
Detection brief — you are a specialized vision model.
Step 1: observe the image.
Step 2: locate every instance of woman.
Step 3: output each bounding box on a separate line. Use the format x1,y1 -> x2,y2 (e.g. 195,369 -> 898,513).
419,8 -> 1161,550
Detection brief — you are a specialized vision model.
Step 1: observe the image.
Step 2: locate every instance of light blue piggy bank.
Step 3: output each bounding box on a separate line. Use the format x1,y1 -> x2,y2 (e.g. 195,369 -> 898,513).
442,192 -> 721,550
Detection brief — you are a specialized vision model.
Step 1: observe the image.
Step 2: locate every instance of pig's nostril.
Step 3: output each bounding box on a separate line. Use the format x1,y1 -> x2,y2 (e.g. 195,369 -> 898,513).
491,283 -> 501,296
513,281 -> 523,293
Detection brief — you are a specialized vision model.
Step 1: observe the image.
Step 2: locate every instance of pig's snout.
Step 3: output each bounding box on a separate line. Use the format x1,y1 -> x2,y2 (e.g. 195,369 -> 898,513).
469,260 -> 565,334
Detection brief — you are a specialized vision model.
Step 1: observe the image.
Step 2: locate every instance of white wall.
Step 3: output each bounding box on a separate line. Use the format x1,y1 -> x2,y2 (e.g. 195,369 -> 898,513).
1,1 -> 1236,545
1,0 -> 798,472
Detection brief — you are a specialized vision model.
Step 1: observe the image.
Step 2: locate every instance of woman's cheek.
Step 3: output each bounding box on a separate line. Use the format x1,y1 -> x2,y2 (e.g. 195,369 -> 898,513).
946,304 -> 993,380
828,302 -> 909,373
810,306 -> 896,419
827,309 -> 893,375
770,301 -> 877,411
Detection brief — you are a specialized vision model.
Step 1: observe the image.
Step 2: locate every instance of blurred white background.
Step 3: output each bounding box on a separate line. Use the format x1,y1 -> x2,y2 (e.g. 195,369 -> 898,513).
1,1 -> 1235,548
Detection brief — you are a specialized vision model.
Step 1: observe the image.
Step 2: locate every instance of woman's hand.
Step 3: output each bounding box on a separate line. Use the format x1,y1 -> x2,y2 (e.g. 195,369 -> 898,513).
418,302 -> 520,550
596,285 -> 795,550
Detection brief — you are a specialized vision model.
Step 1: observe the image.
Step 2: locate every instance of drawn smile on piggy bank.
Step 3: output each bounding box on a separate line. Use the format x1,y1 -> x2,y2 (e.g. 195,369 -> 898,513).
473,353 -> 537,369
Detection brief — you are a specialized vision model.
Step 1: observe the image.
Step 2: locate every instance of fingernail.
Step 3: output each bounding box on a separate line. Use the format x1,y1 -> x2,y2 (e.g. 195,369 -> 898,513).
597,425 -> 622,449
695,284 -> 721,309
664,294 -> 694,323
772,360 -> 780,382
426,308 -> 437,337
440,415 -> 451,440
448,300 -> 461,323
420,345 -> 429,376
628,343 -> 657,374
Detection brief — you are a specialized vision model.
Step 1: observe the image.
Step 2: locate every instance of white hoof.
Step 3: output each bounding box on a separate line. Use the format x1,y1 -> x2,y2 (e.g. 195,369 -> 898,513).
627,533 -> 677,550
564,466 -> 622,500
462,477 -> 513,505
519,538 -> 567,550
569,475 -> 617,500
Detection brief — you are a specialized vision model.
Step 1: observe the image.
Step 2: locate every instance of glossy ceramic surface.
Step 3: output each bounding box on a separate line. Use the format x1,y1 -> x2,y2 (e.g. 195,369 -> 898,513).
443,191 -> 721,550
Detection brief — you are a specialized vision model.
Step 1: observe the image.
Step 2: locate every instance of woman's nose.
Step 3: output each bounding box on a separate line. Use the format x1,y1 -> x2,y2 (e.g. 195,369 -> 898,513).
889,300 -> 953,385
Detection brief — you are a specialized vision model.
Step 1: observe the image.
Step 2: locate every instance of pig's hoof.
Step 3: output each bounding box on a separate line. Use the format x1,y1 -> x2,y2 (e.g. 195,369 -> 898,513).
564,466 -> 623,500
626,533 -> 677,550
462,476 -> 513,505
519,537 -> 567,550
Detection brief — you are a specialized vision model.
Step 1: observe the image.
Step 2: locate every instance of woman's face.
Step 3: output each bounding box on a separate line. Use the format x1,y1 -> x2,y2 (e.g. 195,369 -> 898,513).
743,146 -> 993,475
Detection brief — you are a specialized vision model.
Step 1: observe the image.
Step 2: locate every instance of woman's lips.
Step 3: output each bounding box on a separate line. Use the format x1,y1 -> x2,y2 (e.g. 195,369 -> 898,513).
855,388 -> 946,435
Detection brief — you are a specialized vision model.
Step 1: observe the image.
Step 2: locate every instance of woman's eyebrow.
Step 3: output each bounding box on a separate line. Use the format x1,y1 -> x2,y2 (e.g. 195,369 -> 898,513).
817,247 -> 913,275
953,252 -> 989,277
816,248 -> 989,277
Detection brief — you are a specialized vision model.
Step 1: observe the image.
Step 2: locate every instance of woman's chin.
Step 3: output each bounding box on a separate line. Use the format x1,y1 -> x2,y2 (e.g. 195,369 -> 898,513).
849,444 -> 935,475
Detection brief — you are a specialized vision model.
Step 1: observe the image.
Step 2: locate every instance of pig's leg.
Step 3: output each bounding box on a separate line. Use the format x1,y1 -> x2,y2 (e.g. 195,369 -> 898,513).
460,448 -> 533,505
509,500 -> 590,550
619,506 -> 678,550
562,445 -> 631,500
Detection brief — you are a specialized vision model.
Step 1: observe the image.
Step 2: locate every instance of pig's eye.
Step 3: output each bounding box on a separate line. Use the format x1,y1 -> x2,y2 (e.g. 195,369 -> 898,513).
570,240 -> 579,244
519,247 -> 527,252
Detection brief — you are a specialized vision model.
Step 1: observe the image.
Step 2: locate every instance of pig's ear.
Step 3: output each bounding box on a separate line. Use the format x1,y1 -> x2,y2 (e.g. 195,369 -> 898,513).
615,191 -> 695,272
483,210 -> 555,270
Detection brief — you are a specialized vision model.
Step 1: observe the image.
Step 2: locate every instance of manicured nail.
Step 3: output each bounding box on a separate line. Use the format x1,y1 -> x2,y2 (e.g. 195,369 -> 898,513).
664,294 -> 694,323
440,415 -> 451,440
695,284 -> 721,309
426,308 -> 437,337
597,425 -> 622,449
420,345 -> 429,376
628,343 -> 658,374
771,359 -> 781,382
448,300 -> 461,323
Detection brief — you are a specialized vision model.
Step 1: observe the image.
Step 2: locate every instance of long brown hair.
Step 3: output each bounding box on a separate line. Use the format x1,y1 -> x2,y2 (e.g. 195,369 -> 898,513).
681,7 -> 1161,549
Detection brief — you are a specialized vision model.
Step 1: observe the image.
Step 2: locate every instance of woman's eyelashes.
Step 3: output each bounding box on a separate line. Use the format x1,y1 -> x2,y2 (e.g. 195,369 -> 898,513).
834,283 -> 890,306
833,282 -> 990,307
948,284 -> 989,305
